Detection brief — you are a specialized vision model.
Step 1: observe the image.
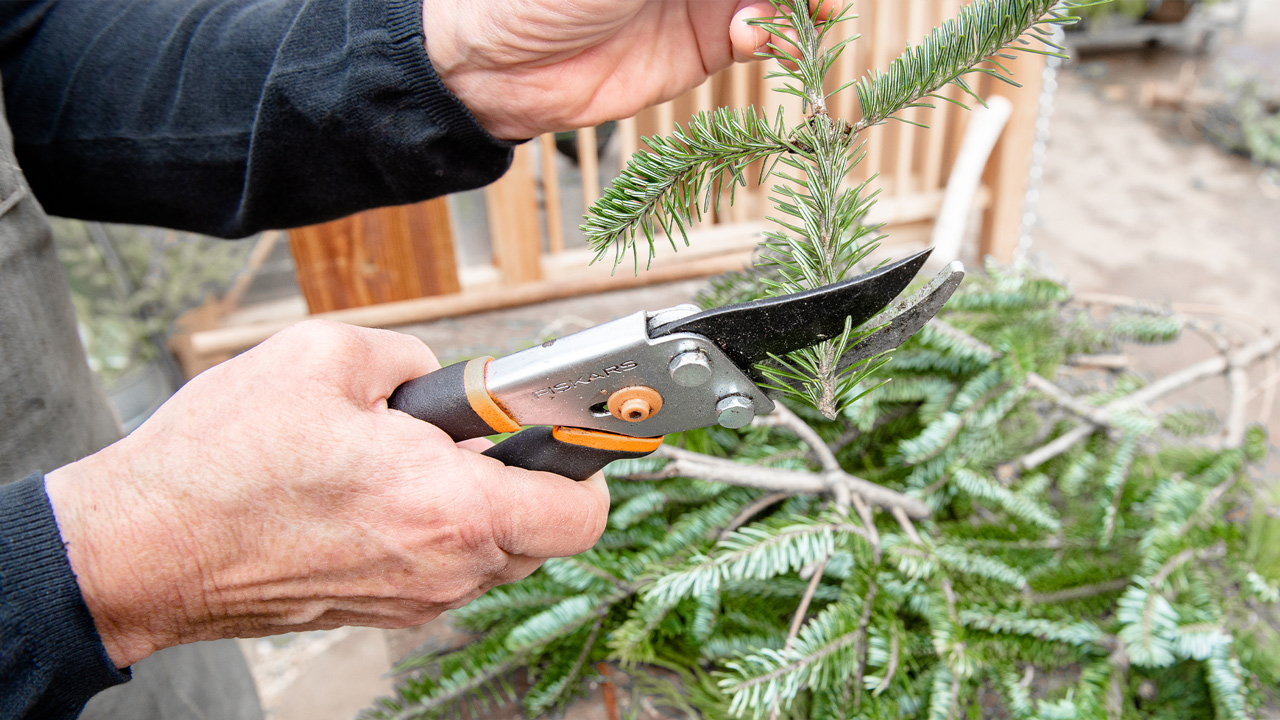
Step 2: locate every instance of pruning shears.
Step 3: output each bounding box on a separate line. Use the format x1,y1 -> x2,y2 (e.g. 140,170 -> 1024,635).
389,249 -> 964,481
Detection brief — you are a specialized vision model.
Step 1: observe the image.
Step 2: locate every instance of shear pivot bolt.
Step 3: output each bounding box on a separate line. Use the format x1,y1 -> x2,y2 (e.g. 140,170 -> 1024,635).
608,386 -> 664,423
716,395 -> 755,429
669,351 -> 712,387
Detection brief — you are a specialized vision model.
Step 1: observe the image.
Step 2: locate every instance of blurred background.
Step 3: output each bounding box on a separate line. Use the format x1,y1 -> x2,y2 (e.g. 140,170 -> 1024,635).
48,0 -> 1278,716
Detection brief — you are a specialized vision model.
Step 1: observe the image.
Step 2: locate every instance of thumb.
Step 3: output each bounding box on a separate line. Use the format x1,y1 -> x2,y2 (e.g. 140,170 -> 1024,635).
279,322 -> 441,407
730,3 -> 774,62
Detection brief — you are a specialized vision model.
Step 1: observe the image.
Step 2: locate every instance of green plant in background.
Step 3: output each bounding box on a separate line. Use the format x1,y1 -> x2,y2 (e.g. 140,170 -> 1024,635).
369,1 -> 1280,718
52,219 -> 252,385
1201,62 -> 1280,169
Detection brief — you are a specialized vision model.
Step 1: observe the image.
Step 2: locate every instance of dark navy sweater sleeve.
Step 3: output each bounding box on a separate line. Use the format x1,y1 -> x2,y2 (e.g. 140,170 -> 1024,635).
0,473 -> 128,720
0,0 -> 515,238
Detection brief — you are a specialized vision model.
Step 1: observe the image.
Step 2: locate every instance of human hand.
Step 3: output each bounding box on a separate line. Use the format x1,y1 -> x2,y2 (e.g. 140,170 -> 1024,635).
422,0 -> 840,139
44,321 -> 609,668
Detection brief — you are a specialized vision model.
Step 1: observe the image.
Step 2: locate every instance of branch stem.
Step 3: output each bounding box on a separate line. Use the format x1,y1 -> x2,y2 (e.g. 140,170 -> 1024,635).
651,445 -> 931,518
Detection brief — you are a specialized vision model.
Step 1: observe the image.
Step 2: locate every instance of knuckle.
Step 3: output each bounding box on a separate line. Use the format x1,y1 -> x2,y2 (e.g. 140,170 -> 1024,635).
279,319 -> 362,356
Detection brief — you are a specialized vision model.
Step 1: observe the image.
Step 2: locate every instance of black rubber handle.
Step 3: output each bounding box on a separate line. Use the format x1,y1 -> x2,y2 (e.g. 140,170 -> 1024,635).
482,427 -> 657,482
387,361 -> 496,442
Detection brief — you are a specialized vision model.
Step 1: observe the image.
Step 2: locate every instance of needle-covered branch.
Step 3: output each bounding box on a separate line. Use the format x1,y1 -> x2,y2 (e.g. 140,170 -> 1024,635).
854,0 -> 1075,131
646,444 -> 933,519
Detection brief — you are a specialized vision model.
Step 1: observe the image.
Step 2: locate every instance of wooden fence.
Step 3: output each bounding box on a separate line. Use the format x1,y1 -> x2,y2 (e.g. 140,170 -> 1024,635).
175,0 -> 1046,376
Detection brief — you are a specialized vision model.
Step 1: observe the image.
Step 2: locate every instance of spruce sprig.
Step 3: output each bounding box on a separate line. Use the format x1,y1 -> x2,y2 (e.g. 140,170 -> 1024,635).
581,0 -> 1074,270
581,0 -> 1075,418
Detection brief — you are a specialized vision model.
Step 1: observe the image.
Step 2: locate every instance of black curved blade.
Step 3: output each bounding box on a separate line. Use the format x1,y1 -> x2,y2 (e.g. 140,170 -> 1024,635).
652,248 -> 933,370
834,260 -> 965,374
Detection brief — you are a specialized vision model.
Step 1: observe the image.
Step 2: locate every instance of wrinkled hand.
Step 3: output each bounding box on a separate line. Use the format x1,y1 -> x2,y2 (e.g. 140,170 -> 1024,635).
423,0 -> 839,139
44,321 -> 609,668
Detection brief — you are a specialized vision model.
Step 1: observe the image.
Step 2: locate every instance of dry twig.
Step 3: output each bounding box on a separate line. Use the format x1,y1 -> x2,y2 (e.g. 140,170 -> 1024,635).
649,445 -> 931,518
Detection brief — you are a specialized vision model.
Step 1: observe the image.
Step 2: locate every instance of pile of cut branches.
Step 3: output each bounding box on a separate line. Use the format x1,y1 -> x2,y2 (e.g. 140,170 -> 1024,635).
369,264 -> 1280,719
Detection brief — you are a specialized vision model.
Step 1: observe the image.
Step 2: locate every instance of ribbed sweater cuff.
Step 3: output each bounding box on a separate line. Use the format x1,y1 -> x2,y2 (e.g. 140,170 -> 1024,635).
384,0 -> 522,150
0,473 -> 128,714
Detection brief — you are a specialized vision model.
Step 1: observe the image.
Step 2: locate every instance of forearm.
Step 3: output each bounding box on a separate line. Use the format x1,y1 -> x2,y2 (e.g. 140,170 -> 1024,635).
1,0 -> 514,238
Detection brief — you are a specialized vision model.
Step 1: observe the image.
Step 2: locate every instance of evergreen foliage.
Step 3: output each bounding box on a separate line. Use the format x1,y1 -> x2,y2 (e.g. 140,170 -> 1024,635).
371,266 -> 1279,720
368,1 -> 1280,718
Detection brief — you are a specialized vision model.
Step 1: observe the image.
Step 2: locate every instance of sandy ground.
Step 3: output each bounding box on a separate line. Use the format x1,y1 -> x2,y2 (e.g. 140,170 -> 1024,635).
243,8 -> 1280,719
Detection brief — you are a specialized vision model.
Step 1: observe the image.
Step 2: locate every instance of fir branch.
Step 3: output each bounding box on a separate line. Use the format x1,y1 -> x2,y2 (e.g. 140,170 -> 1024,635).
753,402 -> 841,472
1206,644 -> 1252,720
1018,422 -> 1095,470
853,0 -> 1073,132
950,467 -> 1061,532
718,595 -> 880,719
1099,435 -> 1139,548
958,609 -> 1105,647
582,107 -> 794,269
1029,578 -> 1130,604
644,517 -> 863,608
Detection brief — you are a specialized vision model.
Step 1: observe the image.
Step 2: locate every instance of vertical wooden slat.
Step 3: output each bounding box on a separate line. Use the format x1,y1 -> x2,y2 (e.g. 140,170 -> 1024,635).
894,0 -> 929,197
692,81 -> 717,226
288,198 -> 460,313
617,117 -> 638,171
403,200 -> 462,296
732,63 -> 757,222
656,101 -> 675,136
730,62 -> 752,109
695,80 -> 714,115
577,126 -> 600,210
979,46 -> 1047,263
833,7 -> 863,124
863,0 -> 895,186
538,134 -> 565,254
922,0 -> 960,192
485,144 -> 544,283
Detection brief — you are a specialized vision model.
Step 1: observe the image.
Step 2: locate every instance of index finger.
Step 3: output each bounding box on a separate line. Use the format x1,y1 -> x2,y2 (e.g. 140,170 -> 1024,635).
472,455 -> 611,558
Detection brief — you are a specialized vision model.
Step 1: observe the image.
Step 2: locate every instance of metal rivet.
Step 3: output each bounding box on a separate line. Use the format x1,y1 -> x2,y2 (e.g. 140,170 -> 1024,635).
668,351 -> 712,387
716,395 -> 755,429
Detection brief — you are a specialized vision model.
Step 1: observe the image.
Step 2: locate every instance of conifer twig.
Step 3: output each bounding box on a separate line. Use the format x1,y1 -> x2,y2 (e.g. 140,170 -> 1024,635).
753,403 -> 841,472
1223,362 -> 1249,448
1015,332 -> 1280,469
1026,372 -> 1111,426
650,445 -> 931,518
1028,578 -> 1130,604
1123,333 -> 1280,408
892,506 -> 925,545
1106,645 -> 1130,720
877,625 -> 900,696
852,578 -> 879,709
720,492 -> 792,540
849,492 -> 880,561
785,556 -> 830,651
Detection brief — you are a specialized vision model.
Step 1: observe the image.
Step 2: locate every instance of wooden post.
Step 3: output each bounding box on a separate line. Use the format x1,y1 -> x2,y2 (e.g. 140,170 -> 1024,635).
288,198 -> 460,313
538,134 -> 566,254
978,49 -> 1047,263
484,143 -> 545,283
